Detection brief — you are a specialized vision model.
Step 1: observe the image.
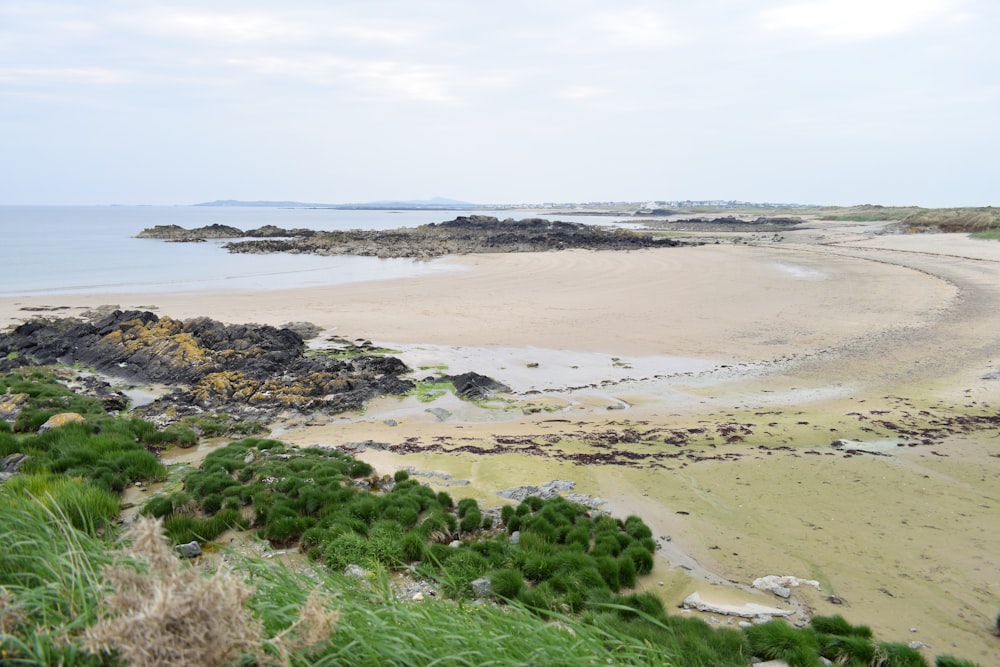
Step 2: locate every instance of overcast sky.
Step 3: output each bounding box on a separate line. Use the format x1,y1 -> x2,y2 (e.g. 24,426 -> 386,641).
1,1 -> 996,207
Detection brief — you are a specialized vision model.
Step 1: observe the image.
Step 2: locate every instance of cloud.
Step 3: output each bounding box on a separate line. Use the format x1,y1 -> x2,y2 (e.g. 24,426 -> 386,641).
120,8 -> 417,46
564,7 -> 692,51
225,56 -> 464,104
759,0 -> 968,41
0,67 -> 131,85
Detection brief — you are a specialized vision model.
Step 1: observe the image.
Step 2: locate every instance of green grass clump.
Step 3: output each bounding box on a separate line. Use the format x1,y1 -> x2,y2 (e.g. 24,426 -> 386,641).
178,411 -> 267,438
810,613 -> 873,638
0,495 -> 110,666
970,229 -> 1000,240
936,656 -> 981,667
489,568 -> 525,599
876,641 -> 930,666
4,475 -> 120,532
744,620 -> 821,666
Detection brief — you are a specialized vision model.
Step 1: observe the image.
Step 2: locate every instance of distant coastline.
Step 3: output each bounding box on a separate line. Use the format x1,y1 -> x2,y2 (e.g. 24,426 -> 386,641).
194,197 -> 485,210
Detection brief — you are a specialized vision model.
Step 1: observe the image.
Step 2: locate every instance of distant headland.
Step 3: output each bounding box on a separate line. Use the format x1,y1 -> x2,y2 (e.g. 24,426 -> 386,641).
193,197 -> 483,210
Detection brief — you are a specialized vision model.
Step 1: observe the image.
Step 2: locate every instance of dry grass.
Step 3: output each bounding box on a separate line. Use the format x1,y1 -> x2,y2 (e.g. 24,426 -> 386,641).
82,516 -> 265,667
901,207 -> 1000,232
81,516 -> 342,667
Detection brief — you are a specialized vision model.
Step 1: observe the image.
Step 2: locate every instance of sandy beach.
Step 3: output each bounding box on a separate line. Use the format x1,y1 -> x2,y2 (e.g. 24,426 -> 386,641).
3,220 -> 999,662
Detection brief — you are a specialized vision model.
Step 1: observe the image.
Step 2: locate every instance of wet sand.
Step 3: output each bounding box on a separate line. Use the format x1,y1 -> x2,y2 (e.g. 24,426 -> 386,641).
3,221 -> 999,662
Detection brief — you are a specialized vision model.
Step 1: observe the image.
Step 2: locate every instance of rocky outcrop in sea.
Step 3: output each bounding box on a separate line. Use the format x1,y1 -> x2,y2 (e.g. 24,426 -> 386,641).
137,216 -> 685,259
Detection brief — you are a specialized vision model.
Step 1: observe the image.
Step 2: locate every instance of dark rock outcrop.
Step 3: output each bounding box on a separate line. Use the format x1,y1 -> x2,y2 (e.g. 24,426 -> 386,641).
0,311 -> 416,422
221,216 -> 684,259
138,216 -> 684,258
442,372 -> 511,400
135,224 -> 245,240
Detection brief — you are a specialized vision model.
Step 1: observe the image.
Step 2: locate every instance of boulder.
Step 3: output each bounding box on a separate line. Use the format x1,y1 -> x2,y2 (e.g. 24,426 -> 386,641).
471,578 -> 493,598
0,393 -> 29,422
752,575 -> 821,596
497,479 -> 576,502
38,412 -> 86,432
442,372 -> 511,400
682,592 -> 791,619
345,564 -> 370,580
175,541 -> 202,558
1,453 -> 29,474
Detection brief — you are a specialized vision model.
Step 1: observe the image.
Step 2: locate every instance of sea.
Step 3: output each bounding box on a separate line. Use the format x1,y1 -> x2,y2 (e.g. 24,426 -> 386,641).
0,206 -> 634,297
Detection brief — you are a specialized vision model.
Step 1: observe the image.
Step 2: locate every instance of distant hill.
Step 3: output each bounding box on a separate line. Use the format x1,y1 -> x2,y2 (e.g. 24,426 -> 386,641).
194,197 -> 482,210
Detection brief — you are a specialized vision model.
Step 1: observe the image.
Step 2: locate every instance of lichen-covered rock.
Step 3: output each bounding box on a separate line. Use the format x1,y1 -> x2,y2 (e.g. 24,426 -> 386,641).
0,392 -> 29,422
38,412 -> 86,432
0,311 -> 416,423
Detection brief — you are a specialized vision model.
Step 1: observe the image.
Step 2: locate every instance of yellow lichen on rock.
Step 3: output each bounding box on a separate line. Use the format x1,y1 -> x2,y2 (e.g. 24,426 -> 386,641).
38,412 -> 86,432
194,372 -> 255,402
0,392 -> 30,422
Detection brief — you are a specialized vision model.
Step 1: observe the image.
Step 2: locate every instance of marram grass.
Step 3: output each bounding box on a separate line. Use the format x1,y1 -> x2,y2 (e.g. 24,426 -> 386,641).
0,495 -> 692,666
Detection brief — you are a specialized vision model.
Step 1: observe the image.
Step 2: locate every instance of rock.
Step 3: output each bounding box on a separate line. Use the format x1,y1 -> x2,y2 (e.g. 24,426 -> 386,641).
682,592 -> 791,619
136,224 -> 245,240
509,530 -> 520,545
449,540 -> 462,549
38,412 -> 86,432
563,492 -> 608,510
0,453 -> 29,483
175,541 -> 202,558
428,407 -> 451,422
412,592 -> 424,602
384,419 -> 398,427
752,575 -> 821,596
471,578 -> 493,598
0,311 -> 417,423
908,641 -> 928,650
0,393 -> 30,421
222,216 -> 685,260
345,564 -> 370,580
498,479 -> 576,502
441,372 -> 511,400
1,453 -> 29,474
773,586 -> 792,599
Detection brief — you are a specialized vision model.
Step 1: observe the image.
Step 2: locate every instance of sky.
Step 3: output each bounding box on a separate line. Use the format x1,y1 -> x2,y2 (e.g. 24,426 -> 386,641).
0,0 -> 996,207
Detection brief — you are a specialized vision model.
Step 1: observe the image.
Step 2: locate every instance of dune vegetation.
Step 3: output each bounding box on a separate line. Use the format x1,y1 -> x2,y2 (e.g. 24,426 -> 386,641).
808,204 -> 1000,232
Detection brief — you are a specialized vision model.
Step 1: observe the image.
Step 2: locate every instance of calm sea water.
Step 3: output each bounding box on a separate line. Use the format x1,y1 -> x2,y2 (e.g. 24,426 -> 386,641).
0,206 -> 632,297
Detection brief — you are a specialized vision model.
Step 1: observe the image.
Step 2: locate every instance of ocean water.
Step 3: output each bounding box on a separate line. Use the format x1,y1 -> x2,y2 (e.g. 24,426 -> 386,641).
0,206 -> 633,297
0,206 -> 478,296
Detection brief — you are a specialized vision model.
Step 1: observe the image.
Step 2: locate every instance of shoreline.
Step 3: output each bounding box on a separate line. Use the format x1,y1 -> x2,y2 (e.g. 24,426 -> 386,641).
3,224 -> 1000,661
